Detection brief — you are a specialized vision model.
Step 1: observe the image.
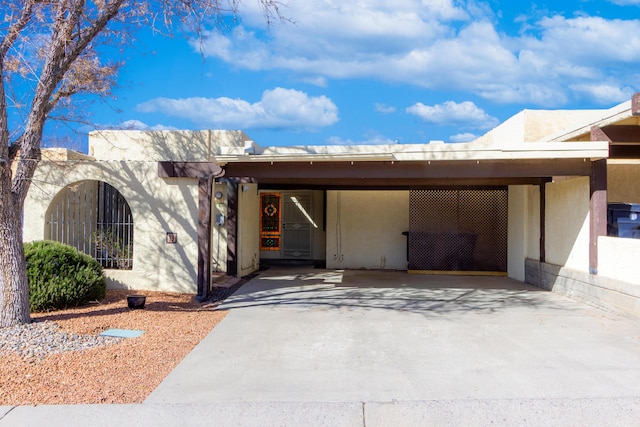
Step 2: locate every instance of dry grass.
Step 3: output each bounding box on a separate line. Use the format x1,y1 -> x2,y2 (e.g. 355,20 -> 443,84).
0,290 -> 228,405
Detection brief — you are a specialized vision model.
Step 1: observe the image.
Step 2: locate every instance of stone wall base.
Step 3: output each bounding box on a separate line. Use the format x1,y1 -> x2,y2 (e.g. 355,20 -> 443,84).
525,258 -> 640,318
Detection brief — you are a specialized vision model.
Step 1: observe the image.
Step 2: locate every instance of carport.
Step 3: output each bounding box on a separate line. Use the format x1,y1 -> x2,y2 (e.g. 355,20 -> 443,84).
209,146 -> 607,295
157,129 -> 609,300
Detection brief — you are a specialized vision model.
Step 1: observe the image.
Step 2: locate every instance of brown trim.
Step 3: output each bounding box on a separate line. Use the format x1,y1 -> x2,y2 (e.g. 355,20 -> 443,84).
158,161 -> 225,178
589,159 -> 607,274
632,92 -> 640,116
610,145 -> 640,159
590,126 -> 612,143
540,181 -> 547,263
224,180 -> 238,276
197,176 -> 213,300
592,125 -> 640,144
224,159 -> 593,182
257,177 -> 547,189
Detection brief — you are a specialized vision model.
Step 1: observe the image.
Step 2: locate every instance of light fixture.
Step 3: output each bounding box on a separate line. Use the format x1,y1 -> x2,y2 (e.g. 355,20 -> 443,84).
166,232 -> 177,244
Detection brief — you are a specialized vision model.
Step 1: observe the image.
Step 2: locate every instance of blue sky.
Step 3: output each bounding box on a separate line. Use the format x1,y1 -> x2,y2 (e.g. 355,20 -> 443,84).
53,0 -> 640,150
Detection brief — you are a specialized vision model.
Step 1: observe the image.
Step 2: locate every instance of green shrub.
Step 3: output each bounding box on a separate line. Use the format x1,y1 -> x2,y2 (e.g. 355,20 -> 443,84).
24,240 -> 106,312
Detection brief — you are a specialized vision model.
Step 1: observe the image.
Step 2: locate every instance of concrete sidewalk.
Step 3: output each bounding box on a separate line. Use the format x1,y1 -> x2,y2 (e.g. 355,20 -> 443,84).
3,398 -> 640,426
3,268 -> 640,426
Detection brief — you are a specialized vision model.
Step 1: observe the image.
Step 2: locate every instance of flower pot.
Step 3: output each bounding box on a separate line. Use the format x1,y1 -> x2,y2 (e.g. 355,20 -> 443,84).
127,295 -> 146,309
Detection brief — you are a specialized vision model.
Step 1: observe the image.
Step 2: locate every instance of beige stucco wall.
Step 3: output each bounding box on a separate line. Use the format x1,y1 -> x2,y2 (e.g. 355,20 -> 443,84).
508,185 -> 542,281
326,190 -> 409,270
473,109 -> 605,146
526,185 -> 541,260
24,160 -> 201,293
545,177 -> 590,272
507,186 -> 526,281
88,130 -> 252,161
310,190 -> 327,261
237,183 -> 260,277
608,163 -> 640,204
598,236 -> 640,283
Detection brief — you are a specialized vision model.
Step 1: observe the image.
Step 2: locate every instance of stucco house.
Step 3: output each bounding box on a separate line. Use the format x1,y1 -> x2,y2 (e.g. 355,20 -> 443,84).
23,94 -> 640,316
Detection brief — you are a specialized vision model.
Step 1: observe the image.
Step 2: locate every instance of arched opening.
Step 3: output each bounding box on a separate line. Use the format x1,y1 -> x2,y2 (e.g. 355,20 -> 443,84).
45,180 -> 134,269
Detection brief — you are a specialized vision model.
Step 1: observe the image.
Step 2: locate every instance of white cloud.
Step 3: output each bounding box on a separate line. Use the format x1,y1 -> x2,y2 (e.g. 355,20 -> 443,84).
449,132 -> 477,143
326,133 -> 396,145
136,88 -> 338,130
375,103 -> 396,113
406,100 -> 499,130
568,83 -> 636,105
609,0 -> 640,5
195,2 -> 639,107
90,120 -> 177,132
195,0 -> 471,73
114,120 -> 177,131
531,16 -> 640,64
301,76 -> 328,87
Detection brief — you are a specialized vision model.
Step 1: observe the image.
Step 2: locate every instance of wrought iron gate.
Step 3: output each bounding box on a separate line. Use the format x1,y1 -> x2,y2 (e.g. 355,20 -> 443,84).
282,193 -> 313,258
260,192 -> 314,259
46,181 -> 134,269
408,188 -> 507,272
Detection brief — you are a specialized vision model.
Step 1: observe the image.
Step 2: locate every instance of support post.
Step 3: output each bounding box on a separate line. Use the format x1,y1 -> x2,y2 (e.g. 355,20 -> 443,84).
225,180 -> 238,276
589,159 -> 607,275
158,161 -> 224,301
539,182 -> 546,263
197,176 -> 213,301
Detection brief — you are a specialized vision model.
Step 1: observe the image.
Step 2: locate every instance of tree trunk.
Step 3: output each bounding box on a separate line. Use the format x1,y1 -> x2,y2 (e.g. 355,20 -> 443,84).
0,193 -> 30,327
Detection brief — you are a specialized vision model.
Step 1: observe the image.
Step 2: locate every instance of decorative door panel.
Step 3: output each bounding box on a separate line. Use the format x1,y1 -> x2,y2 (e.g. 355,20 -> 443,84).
260,193 -> 281,251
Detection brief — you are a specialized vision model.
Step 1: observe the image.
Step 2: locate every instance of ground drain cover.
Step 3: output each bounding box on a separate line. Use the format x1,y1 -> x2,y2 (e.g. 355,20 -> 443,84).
100,328 -> 145,338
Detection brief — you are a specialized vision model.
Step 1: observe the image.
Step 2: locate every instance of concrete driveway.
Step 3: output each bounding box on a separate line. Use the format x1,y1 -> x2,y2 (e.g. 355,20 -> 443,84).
5,268 -> 640,427
147,268 -> 640,405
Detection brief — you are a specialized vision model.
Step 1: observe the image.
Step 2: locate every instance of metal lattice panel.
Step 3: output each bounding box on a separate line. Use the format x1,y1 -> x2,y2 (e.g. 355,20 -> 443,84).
408,188 -> 507,272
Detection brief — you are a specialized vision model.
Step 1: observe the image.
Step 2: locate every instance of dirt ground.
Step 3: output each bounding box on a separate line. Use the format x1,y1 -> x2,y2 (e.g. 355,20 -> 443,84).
0,290 -> 228,405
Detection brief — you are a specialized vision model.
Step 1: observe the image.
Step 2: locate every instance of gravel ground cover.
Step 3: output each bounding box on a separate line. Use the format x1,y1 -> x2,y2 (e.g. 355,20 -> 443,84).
0,287 -> 240,405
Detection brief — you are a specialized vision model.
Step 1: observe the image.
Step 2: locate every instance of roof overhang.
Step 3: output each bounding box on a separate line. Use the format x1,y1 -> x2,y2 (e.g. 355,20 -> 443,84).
215,141 -> 608,164
223,157 -> 600,189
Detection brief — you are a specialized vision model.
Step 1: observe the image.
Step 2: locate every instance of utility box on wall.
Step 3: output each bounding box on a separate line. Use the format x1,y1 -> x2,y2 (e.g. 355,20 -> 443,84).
608,203 -> 640,238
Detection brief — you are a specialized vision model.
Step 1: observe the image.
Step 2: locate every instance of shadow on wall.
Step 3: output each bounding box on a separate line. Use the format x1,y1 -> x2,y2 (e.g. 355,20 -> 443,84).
35,131 -> 223,292
545,177 -> 590,268
89,129 -> 249,163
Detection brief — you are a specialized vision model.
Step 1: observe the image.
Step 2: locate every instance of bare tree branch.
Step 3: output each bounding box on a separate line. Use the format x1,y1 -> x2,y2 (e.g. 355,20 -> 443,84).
0,1 -> 37,59
1,0 -> 287,327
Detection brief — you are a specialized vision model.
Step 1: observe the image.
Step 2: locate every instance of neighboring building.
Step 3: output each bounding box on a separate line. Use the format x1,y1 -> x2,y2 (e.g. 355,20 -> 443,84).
23,94 -> 640,316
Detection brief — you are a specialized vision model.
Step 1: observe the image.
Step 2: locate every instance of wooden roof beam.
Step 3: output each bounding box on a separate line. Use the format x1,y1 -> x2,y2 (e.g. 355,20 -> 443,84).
158,161 -> 225,178
592,125 -> 640,144
224,159 -> 593,181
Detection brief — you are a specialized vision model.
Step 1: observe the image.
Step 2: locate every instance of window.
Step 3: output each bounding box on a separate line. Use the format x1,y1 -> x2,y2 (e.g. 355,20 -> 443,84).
46,181 -> 134,269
